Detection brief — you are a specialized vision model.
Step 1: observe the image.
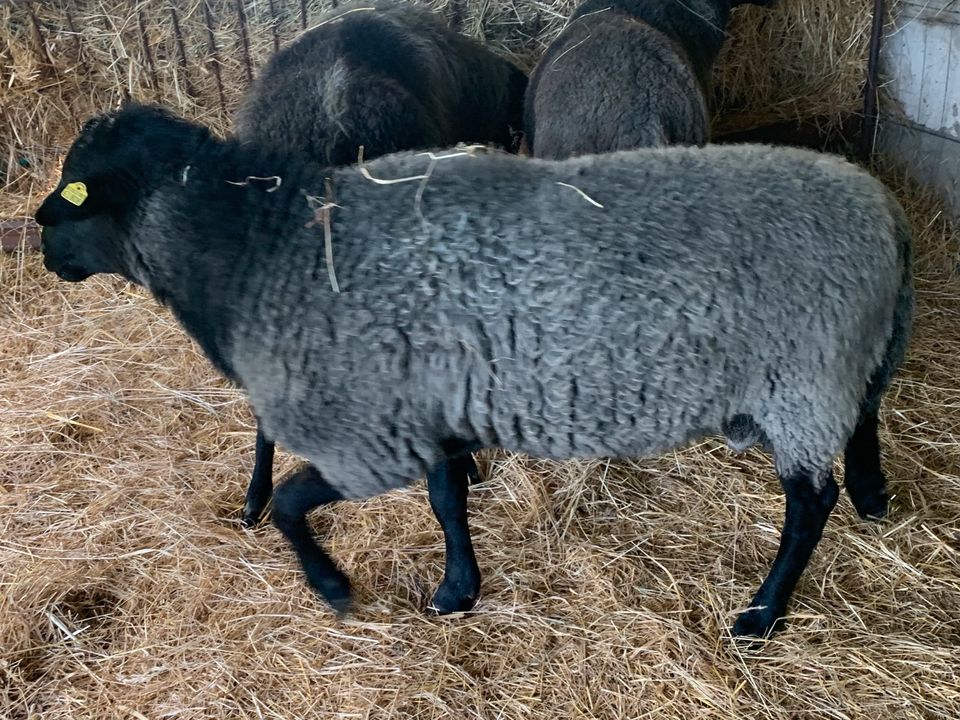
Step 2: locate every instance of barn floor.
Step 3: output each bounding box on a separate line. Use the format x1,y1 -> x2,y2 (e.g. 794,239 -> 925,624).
1,165 -> 959,719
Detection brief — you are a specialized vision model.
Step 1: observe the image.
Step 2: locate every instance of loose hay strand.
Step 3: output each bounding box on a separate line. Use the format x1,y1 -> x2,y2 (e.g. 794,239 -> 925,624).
357,151 -> 431,186
322,177 -> 340,295
302,183 -> 342,293
555,181 -> 604,208
224,175 -> 283,192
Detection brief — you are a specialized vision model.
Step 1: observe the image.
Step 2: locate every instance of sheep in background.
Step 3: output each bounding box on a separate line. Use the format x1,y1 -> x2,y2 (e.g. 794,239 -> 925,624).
525,0 -> 776,159
233,0 -> 526,531
234,0 -> 528,163
35,104 -> 912,637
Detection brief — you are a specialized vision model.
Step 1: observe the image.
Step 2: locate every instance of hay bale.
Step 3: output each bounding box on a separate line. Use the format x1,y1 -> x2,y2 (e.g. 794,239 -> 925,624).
1,0 -> 874,218
712,0 -> 875,134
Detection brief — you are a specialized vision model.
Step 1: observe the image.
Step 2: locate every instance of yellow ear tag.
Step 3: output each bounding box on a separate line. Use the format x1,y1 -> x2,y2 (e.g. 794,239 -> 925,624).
60,181 -> 88,206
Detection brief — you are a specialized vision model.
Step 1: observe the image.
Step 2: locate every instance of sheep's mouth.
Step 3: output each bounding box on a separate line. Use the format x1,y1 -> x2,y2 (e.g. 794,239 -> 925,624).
57,266 -> 93,282
43,254 -> 93,282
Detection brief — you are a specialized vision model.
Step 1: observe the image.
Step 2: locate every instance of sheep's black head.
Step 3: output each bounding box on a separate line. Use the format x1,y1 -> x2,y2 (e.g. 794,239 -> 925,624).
35,103 -> 211,283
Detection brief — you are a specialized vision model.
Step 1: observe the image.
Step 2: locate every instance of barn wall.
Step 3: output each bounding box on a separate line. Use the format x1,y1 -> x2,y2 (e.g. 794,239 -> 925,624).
879,0 -> 960,216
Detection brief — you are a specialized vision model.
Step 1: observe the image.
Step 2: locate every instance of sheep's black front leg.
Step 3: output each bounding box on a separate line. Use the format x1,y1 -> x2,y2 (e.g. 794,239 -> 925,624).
242,422 -> 275,527
272,465 -> 351,615
427,455 -> 481,614
733,468 -> 839,638
843,409 -> 889,520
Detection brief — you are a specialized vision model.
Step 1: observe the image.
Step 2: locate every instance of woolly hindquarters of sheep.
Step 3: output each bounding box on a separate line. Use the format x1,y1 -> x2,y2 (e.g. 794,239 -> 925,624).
525,9 -> 710,158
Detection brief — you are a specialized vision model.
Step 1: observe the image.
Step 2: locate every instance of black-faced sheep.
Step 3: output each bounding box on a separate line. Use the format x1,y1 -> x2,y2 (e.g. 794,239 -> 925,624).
524,0 -> 776,159
233,0 -> 527,530
36,104 -> 912,637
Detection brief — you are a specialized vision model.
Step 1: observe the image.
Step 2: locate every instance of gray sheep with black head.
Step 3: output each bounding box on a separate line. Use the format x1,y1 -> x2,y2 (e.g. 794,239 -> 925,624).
232,0 -> 527,528
36,104 -> 912,638
525,0 -> 776,159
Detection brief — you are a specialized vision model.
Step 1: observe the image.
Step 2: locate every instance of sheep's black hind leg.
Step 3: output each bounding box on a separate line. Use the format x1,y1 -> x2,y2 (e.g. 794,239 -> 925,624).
733,468 -> 839,638
272,466 -> 351,615
242,422 -> 275,527
843,409 -> 889,520
427,456 -> 481,614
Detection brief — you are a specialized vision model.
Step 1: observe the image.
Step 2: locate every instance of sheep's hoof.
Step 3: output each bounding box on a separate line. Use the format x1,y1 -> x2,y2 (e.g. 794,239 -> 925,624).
241,505 -> 266,527
428,579 -> 479,615
325,590 -> 352,619
852,491 -> 889,522
732,606 -> 784,641
306,570 -> 352,617
318,586 -> 352,619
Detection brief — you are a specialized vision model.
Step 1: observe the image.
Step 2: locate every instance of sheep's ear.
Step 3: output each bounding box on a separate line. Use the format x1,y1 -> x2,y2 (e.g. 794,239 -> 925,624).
34,172 -> 138,227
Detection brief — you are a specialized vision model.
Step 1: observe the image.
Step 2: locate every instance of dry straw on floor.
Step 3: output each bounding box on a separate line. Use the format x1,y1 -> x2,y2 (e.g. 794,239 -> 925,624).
2,1 -> 959,719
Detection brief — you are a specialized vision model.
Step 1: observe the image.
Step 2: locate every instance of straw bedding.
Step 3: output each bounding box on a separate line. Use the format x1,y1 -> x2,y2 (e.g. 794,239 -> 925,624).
2,1 -> 959,718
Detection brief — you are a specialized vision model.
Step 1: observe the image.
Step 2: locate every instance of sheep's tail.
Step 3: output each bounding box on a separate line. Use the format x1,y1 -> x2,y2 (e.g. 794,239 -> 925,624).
861,192 -> 915,415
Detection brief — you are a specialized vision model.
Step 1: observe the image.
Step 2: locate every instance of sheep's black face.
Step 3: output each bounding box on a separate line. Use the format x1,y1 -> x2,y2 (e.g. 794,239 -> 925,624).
38,212 -> 130,283
35,161 -> 138,283
34,103 -> 211,284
